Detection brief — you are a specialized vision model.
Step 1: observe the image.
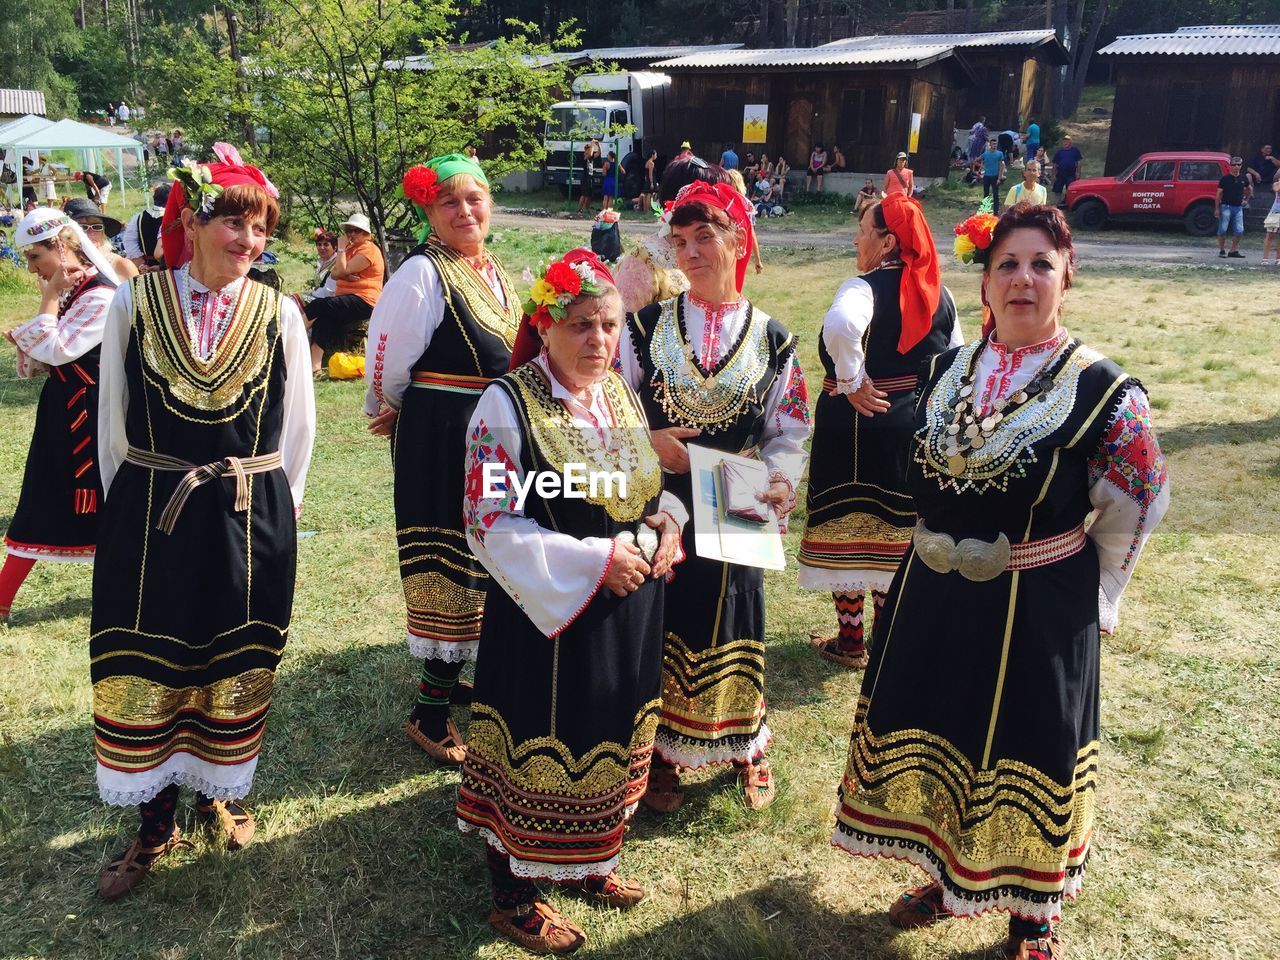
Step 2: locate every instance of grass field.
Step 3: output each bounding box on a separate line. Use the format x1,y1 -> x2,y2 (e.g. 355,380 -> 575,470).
1,230 -> 1278,960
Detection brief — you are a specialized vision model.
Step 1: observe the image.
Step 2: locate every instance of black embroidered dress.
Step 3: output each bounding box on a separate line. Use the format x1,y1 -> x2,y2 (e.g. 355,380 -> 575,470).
91,268 -> 314,804
5,272 -> 115,561
832,332 -> 1169,922
365,239 -> 521,661
799,269 -> 959,592
621,293 -> 810,768
457,357 -> 674,878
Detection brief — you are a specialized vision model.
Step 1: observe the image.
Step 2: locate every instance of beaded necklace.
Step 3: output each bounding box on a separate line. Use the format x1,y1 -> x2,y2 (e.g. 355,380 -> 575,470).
940,335 -> 1073,477
178,265 -> 242,362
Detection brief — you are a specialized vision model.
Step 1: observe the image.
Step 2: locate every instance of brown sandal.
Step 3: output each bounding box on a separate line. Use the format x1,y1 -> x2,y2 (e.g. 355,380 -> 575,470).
404,717 -> 466,765
738,757 -> 777,810
98,827 -> 192,901
567,872 -> 646,909
640,762 -> 684,813
488,900 -> 587,955
887,882 -> 950,929
809,633 -> 869,669
196,798 -> 256,850
1005,930 -> 1064,960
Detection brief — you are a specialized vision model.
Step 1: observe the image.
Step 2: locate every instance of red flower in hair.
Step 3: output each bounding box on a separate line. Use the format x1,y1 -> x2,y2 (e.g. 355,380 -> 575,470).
544,261 -> 583,297
529,305 -> 555,332
403,166 -> 440,207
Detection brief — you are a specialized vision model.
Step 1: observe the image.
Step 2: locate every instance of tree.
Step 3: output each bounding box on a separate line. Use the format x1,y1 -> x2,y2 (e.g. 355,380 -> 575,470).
0,0 -> 82,117
142,0 -> 576,243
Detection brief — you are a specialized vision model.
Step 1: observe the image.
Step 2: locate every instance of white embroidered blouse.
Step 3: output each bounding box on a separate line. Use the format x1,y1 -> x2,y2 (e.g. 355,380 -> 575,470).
97,273 -> 315,513
10,270 -> 114,379
463,353 -> 689,639
973,329 -> 1170,632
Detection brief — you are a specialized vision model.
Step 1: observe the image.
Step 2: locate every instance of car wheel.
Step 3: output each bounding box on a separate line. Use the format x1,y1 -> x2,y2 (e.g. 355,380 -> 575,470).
1074,199 -> 1107,230
1183,203 -> 1216,237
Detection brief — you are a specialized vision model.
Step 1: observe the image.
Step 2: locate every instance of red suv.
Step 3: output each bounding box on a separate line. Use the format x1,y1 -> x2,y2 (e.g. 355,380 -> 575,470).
1065,151 -> 1231,235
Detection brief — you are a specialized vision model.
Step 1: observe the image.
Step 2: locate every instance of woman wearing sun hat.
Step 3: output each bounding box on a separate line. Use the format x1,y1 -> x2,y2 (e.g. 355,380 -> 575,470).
0,208 -> 119,622
64,197 -> 139,280
90,143 -> 314,899
304,211 -> 383,374
364,153 -> 522,763
458,248 -> 686,954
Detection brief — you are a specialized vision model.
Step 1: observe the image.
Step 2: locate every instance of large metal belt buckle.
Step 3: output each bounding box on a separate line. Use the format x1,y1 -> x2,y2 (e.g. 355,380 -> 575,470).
912,521 -> 1011,582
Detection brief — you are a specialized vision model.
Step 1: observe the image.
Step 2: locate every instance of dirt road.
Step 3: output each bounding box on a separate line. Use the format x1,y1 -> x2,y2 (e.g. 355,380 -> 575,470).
491,208 -> 1273,270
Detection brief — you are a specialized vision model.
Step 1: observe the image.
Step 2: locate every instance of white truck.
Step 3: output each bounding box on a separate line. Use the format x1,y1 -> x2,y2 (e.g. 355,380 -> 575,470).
543,71 -> 673,193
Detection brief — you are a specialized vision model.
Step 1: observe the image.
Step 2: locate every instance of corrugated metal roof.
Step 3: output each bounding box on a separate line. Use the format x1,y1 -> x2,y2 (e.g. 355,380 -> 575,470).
0,88 -> 47,117
820,29 -> 1056,50
390,43 -> 742,72
1100,24 -> 1280,56
653,44 -> 955,68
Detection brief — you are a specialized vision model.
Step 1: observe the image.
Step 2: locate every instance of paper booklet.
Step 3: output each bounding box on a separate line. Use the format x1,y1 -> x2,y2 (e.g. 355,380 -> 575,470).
686,443 -> 786,571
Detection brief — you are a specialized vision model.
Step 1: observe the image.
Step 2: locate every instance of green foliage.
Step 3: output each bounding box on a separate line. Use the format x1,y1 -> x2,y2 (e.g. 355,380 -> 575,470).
0,262 -> 31,294
0,0 -> 81,117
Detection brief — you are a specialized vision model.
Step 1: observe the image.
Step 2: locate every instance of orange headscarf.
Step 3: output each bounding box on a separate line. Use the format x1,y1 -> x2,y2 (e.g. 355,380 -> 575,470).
880,193 -> 941,354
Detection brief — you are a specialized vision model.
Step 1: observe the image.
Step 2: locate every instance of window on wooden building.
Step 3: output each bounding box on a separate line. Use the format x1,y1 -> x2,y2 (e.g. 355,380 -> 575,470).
1165,83 -> 1224,147
838,87 -> 884,144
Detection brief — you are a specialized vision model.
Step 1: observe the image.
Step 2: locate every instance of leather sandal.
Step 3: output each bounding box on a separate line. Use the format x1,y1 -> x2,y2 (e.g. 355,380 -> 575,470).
1005,930 -> 1064,960
809,633 -> 869,669
567,872 -> 646,909
488,900 -> 587,955
196,798 -> 256,850
738,757 -> 777,810
404,717 -> 466,765
888,882 -> 950,929
640,761 -> 684,814
98,827 -> 192,901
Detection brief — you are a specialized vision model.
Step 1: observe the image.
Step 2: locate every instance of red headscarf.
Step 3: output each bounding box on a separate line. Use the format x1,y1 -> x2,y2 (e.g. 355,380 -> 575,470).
669,180 -> 757,293
160,142 -> 279,269
880,192 -> 942,354
509,249 -> 616,370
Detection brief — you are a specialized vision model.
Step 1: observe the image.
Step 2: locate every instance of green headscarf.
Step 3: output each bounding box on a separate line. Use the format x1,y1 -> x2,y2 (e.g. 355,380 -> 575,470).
401,153 -> 489,241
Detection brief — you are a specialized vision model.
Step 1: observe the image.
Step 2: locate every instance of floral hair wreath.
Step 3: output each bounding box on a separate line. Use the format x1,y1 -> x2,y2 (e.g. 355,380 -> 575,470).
521,257 -> 606,332
169,159 -> 223,221
399,166 -> 441,241
953,196 -> 998,265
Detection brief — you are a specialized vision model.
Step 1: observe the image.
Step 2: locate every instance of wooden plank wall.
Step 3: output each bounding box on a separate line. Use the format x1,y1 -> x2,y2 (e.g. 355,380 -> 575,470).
1105,57 -> 1280,175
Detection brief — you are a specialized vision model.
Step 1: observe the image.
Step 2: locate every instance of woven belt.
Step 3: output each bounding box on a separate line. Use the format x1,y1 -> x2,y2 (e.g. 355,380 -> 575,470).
410,371 -> 492,395
124,445 -> 283,535
822,374 -> 918,394
912,521 -> 1086,581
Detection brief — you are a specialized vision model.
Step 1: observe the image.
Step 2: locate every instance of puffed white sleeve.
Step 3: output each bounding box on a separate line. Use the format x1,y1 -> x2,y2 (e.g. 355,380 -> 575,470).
615,320 -> 644,390
463,385 -> 618,639
759,346 -> 812,520
822,277 -> 874,394
11,285 -> 114,367
1086,384 -> 1170,633
278,296 -> 316,515
943,286 -> 965,347
97,281 -> 135,495
363,255 -> 444,416
120,214 -> 144,260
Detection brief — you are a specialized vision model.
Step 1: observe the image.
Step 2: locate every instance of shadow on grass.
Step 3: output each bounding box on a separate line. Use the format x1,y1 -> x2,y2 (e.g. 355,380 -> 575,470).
3,592 -> 93,627
1159,411 -> 1280,454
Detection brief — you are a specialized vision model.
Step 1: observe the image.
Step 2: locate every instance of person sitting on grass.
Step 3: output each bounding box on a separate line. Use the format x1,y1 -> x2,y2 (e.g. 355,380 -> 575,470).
854,178 -> 878,216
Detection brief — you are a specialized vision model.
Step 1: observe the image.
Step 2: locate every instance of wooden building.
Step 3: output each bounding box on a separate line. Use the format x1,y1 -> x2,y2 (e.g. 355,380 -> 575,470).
0,88 -> 47,125
653,43 -> 975,178
1099,25 -> 1280,176
820,30 -> 1068,128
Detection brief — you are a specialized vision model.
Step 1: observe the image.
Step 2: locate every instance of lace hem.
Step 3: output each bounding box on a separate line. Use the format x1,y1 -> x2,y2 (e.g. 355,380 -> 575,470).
796,566 -> 894,594
1098,588 -> 1119,635
458,821 -> 621,881
835,369 -> 866,396
654,722 -> 772,770
829,830 -> 1082,924
407,636 -> 479,662
97,765 -> 254,807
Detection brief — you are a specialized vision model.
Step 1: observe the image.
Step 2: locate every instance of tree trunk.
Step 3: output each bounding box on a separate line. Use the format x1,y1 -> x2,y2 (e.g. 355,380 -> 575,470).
785,0 -> 799,46
1064,0 -> 1111,117
101,0 -> 110,29
758,0 -> 770,47
1052,0 -> 1069,116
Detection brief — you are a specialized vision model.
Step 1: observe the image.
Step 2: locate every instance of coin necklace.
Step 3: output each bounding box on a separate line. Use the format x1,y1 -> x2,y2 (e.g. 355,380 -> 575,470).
942,335 -> 1072,477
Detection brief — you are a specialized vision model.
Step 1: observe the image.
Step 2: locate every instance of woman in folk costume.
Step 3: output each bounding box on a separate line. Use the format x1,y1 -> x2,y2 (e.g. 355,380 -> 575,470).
831,204 -> 1169,960
800,193 -> 962,668
91,144 -> 315,900
363,154 -> 521,762
458,250 -> 685,955
616,181 -> 810,812
0,209 -> 119,622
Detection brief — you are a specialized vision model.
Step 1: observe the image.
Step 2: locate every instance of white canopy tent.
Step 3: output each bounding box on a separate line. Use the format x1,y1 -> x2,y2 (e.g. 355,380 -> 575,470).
1,116 -> 145,208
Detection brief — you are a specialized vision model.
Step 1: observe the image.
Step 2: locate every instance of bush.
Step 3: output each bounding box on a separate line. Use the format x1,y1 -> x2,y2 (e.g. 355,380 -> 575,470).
0,262 -> 31,293
786,188 -> 854,207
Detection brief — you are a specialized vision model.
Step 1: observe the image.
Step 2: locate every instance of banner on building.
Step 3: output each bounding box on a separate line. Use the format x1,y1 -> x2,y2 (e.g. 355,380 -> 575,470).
743,105 -> 768,143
